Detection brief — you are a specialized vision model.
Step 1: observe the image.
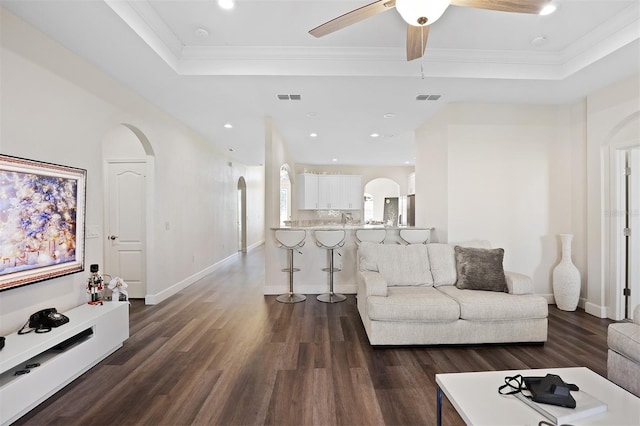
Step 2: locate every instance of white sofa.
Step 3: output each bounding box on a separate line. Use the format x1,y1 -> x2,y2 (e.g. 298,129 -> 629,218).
356,241 -> 548,346
607,304 -> 640,396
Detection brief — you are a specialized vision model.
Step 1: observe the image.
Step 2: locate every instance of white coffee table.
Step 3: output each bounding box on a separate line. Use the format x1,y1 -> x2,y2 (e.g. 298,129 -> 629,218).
436,367 -> 640,425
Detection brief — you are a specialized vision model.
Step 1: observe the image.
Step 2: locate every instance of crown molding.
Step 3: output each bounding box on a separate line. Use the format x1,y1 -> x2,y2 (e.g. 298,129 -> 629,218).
105,0 -> 639,81
104,0 -> 182,69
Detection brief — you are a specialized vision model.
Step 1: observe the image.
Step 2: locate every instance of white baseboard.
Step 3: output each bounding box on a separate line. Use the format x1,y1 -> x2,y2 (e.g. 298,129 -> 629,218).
246,240 -> 264,252
546,296 -> 607,318
145,252 -> 240,305
584,301 -> 608,318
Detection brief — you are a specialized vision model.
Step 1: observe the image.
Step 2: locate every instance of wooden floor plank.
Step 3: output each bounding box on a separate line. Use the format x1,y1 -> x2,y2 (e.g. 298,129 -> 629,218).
14,245 -> 614,425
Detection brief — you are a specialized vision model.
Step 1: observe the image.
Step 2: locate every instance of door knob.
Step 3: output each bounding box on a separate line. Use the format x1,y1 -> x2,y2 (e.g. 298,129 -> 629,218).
109,235 -> 118,240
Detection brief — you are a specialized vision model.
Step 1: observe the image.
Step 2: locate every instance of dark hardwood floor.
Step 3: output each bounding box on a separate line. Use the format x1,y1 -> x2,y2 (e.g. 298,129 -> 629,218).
16,245 -> 613,425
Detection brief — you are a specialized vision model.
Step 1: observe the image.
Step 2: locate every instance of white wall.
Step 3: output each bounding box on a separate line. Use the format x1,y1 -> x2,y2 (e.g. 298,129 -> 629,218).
415,110 -> 449,242
264,118 -> 298,294
0,10 -> 265,334
415,75 -> 640,319
415,103 -> 586,302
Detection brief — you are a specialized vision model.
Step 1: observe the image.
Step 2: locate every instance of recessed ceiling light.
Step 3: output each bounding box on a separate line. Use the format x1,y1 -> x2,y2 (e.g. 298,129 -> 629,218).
404,161 -> 411,165
224,123 -> 233,129
332,158 -> 338,162
194,28 -> 209,38
370,133 -> 380,138
383,113 -> 396,119
218,0 -> 235,10
530,36 -> 548,47
310,132 -> 318,138
539,3 -> 557,16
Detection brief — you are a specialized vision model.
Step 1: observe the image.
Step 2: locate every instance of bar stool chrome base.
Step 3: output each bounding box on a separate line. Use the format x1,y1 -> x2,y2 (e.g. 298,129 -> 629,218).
314,229 -> 347,304
277,293 -> 307,303
274,229 -> 307,304
316,292 -> 346,303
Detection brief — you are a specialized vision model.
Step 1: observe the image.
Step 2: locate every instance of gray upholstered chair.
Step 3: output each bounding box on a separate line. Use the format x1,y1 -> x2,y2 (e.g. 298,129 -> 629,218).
607,304 -> 640,396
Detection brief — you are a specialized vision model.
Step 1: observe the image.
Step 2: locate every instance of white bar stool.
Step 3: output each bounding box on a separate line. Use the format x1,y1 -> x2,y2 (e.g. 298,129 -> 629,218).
314,230 -> 347,303
399,229 -> 431,245
355,229 -> 386,244
274,229 -> 307,303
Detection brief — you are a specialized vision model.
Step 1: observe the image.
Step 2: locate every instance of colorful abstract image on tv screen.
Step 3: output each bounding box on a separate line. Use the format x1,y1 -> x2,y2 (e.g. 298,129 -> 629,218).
0,171 -> 78,275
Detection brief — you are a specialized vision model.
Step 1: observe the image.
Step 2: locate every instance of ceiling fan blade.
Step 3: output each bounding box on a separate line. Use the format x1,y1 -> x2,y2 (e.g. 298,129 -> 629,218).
309,0 -> 396,38
406,25 -> 429,61
449,0 -> 550,14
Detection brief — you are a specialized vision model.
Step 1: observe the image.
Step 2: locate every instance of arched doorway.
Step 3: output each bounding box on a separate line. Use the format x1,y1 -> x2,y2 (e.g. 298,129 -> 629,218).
237,177 -> 247,253
280,165 -> 292,226
364,178 -> 401,225
102,124 -> 155,300
604,112 -> 640,320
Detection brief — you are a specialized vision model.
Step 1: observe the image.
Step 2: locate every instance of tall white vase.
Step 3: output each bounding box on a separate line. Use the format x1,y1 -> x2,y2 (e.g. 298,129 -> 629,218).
552,234 -> 581,311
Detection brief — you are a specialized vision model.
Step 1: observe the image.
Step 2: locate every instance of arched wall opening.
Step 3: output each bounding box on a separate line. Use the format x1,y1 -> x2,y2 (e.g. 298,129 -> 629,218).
363,178 -> 401,225
101,123 -> 155,302
280,164 -> 293,226
601,111 -> 640,320
238,176 -> 247,252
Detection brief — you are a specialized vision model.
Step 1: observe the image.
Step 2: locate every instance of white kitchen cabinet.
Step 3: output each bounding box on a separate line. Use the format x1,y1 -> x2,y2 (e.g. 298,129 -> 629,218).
318,175 -> 341,209
297,173 -> 361,210
297,173 -> 318,209
340,175 -> 362,210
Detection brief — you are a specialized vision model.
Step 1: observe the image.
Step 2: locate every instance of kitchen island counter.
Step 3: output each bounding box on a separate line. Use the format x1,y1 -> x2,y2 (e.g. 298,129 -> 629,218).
270,225 -> 434,231
265,226 -> 434,296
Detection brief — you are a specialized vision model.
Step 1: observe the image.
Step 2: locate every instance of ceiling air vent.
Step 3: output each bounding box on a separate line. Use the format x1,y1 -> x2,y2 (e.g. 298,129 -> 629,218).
416,94 -> 441,101
277,94 -> 302,100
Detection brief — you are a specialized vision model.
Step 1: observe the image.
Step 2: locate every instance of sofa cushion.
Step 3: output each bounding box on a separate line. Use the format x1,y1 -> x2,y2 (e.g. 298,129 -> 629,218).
358,242 -> 433,286
455,246 -> 507,292
427,240 -> 492,287
367,286 -> 460,322
437,286 -> 548,321
608,322 -> 640,365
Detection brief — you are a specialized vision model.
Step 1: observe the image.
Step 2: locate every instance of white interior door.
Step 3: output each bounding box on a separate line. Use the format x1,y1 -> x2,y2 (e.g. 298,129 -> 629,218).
106,161 -> 146,298
629,147 -> 640,319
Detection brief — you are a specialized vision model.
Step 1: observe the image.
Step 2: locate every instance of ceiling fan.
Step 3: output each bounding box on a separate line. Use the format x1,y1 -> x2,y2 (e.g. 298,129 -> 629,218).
309,0 -> 552,61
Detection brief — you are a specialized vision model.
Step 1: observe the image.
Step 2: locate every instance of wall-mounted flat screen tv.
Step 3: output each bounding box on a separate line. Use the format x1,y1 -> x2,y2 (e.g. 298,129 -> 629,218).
0,155 -> 86,291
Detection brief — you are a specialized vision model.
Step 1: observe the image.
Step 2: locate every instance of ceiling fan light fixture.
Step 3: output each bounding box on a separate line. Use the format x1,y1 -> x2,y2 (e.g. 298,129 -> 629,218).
539,3 -> 557,16
218,0 -> 235,10
395,0 -> 450,27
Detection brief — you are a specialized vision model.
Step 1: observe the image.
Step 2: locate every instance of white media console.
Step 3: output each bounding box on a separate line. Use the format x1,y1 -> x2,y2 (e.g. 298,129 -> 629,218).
0,302 -> 129,425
